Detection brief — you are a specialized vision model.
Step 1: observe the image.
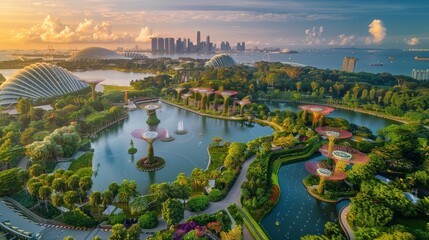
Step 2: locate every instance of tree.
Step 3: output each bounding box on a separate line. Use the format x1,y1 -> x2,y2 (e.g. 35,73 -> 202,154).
138,211 -> 158,229
90,191 -> 102,215
162,198 -> 184,226
38,186 -> 52,212
51,193 -> 64,217
0,168 -> 26,197
108,182 -> 120,198
295,82 -> 302,92
102,190 -> 114,208
79,176 -> 93,197
130,195 -> 150,215
126,224 -> 141,240
63,190 -> 79,209
52,178 -> 67,193
28,181 -> 43,205
67,175 -> 80,191
63,237 -> 77,240
117,180 -> 138,210
220,225 -> 242,240
109,224 -> 127,240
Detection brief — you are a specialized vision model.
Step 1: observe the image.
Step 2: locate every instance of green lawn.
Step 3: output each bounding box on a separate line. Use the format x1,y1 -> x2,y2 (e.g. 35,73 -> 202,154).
103,85 -> 131,92
207,146 -> 227,173
69,152 -> 93,172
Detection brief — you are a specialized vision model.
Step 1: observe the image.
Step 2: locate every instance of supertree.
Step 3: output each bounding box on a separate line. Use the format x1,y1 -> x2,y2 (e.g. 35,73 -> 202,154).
237,99 -> 251,116
319,144 -> 369,172
305,161 -> 346,194
140,103 -> 162,128
174,87 -> 185,101
315,126 -> 352,156
299,105 -> 334,127
182,93 -> 193,106
215,90 -> 238,115
81,78 -> 103,100
190,87 -> 202,108
197,88 -> 214,111
131,130 -> 166,171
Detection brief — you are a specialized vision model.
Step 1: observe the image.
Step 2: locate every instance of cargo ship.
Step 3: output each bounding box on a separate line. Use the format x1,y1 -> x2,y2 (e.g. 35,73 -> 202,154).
414,56 -> 429,61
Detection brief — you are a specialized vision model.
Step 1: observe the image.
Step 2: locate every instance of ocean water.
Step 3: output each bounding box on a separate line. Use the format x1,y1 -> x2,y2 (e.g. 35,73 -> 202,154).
1,48 -> 429,77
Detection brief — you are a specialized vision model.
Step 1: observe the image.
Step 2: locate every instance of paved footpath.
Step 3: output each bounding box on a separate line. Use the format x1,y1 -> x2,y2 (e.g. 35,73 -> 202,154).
339,204 -> 355,240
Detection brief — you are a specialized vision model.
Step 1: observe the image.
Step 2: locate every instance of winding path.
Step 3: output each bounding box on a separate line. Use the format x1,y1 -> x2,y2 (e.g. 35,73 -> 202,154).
338,204 -> 355,240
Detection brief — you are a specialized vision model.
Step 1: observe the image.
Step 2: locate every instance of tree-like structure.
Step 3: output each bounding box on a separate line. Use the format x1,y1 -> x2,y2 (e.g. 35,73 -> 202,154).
305,161 -> 346,194
182,93 -> 192,106
215,90 -> 238,115
315,126 -> 352,156
140,103 -> 162,128
198,88 -> 214,110
132,130 -> 165,171
319,144 -> 369,172
174,87 -> 185,101
81,78 -> 103,100
299,105 -> 334,127
237,99 -> 251,115
190,87 -> 202,108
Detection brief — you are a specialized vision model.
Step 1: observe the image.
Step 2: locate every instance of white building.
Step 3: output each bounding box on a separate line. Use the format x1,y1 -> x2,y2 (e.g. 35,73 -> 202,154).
411,69 -> 429,81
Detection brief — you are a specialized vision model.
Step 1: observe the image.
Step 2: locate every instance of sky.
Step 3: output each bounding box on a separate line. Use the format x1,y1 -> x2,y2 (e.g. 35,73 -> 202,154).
0,0 -> 428,50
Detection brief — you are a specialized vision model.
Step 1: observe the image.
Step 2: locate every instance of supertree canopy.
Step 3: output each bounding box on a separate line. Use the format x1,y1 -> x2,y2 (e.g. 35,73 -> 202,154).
131,129 -> 166,171
197,88 -> 214,110
315,126 -> 352,156
319,144 -> 369,172
299,105 -> 334,127
139,103 -> 162,127
305,161 -> 346,194
237,99 -> 251,115
215,90 -> 238,115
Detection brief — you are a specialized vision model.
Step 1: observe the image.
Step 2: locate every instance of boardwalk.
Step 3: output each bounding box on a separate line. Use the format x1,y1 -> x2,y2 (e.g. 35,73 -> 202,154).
338,204 -> 355,240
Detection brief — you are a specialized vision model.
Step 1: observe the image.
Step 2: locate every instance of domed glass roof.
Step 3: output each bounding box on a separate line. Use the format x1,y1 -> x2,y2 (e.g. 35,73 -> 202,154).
69,47 -> 131,61
205,54 -> 237,68
0,63 -> 88,105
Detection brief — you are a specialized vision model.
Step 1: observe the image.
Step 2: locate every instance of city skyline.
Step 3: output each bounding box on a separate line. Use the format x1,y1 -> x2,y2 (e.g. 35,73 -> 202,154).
0,0 -> 428,50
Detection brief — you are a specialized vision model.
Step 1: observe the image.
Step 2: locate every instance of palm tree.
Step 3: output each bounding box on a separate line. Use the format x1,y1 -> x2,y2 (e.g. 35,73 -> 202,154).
101,190 -> 114,208
63,190 -> 79,210
51,193 -> 64,217
79,176 -> 93,203
90,191 -> 102,216
38,186 -> 52,212
28,181 -> 43,206
52,178 -> 67,193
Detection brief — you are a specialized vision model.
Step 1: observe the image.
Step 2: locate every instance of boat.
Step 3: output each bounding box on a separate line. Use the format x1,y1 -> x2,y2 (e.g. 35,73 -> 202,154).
370,63 -> 383,66
415,56 -> 429,61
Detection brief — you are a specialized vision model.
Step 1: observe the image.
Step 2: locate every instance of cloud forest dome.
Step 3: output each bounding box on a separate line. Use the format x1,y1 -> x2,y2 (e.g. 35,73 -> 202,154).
69,47 -> 132,61
205,53 -> 237,68
0,63 -> 88,106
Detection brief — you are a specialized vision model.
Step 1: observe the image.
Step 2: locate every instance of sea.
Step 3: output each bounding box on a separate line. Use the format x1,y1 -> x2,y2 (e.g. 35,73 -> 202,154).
1,48 -> 429,77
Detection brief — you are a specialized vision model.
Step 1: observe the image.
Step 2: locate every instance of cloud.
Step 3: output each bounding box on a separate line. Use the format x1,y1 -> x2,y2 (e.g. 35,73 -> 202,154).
365,19 -> 386,45
406,37 -> 419,46
14,15 -> 133,43
328,34 -> 355,46
134,27 -> 158,42
304,26 -> 324,45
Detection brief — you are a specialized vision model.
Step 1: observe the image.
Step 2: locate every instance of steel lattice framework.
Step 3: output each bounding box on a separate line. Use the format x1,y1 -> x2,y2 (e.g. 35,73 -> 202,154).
299,105 -> 334,127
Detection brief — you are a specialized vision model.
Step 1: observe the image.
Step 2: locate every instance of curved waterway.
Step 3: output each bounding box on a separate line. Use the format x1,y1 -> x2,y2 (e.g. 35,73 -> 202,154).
90,102 -> 273,193
261,102 -> 395,239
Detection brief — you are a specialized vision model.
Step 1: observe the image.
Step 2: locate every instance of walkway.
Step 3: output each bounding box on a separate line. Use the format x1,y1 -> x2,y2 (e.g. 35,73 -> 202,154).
17,156 -> 29,170
338,204 -> 355,240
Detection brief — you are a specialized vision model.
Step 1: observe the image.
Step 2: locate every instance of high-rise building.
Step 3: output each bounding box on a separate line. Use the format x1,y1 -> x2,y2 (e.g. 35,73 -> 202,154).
157,38 -> 165,53
168,38 -> 175,54
236,42 -> 246,51
206,35 -> 211,52
197,31 -> 201,50
411,69 -> 429,81
151,38 -> 158,53
342,57 -> 358,72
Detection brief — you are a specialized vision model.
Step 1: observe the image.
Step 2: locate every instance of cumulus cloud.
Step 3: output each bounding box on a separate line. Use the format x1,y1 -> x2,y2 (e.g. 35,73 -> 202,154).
328,34 -> 355,46
365,19 -> 386,45
135,27 -> 158,42
406,37 -> 419,46
14,15 -> 133,43
304,26 -> 324,45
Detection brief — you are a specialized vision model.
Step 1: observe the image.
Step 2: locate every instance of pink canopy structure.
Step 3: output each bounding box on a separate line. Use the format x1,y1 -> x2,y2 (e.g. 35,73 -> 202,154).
197,88 -> 214,110
315,126 -> 352,156
237,99 -> 251,115
174,87 -> 186,101
319,144 -> 369,172
305,161 -> 346,194
299,105 -> 334,127
131,128 -> 168,140
215,90 -> 238,115
81,78 -> 103,100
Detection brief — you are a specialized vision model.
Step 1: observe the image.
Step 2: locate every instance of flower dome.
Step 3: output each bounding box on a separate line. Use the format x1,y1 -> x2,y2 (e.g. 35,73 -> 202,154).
69,47 -> 131,61
0,63 -> 88,106
205,54 -> 236,68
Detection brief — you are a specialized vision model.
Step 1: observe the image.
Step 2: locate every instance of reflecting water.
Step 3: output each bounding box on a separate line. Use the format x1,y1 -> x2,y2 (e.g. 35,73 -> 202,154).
265,101 -> 397,134
91,102 -> 273,193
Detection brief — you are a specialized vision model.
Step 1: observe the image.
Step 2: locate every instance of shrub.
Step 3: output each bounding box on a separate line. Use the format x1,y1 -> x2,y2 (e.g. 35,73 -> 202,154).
128,147 -> 137,154
138,211 -> 158,229
188,195 -> 209,212
208,189 -> 223,202
108,212 -> 127,225
63,208 -> 97,227
227,204 -> 243,225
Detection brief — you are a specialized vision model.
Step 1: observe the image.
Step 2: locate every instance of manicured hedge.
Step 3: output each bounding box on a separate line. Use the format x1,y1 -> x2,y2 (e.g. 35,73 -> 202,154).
187,195 -> 209,212
139,211 -> 158,229
63,208 -> 97,227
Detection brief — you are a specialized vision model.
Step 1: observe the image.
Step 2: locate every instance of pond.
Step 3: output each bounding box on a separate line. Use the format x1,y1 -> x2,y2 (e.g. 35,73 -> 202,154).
90,102 -> 273,193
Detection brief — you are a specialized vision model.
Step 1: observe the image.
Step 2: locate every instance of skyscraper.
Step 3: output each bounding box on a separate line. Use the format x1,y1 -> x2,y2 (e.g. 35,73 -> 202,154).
197,31 -> 201,51
342,57 -> 358,72
151,38 -> 158,53
206,35 -> 211,52
157,38 -> 165,53
168,38 -> 175,54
